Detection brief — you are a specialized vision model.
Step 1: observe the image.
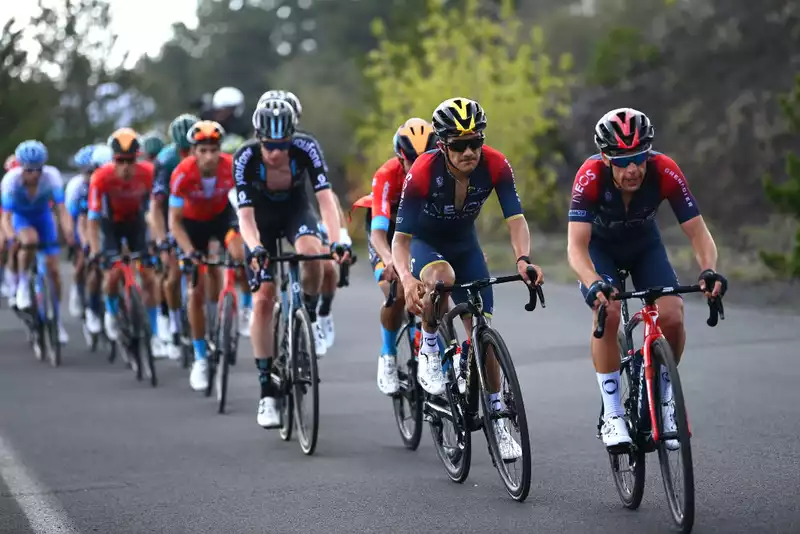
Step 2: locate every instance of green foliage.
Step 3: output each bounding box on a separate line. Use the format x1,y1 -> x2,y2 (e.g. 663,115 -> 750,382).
356,0 -> 573,227
761,73 -> 800,278
588,26 -> 661,87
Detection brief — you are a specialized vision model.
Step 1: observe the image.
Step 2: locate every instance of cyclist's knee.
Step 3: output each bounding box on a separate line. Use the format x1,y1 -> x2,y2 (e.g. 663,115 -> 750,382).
658,296 -> 683,333
598,301 -> 622,335
421,261 -> 454,289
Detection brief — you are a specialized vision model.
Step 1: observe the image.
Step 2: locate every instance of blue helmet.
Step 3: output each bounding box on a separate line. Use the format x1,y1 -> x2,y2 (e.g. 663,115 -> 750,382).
15,140 -> 48,167
73,145 -> 95,169
90,145 -> 113,168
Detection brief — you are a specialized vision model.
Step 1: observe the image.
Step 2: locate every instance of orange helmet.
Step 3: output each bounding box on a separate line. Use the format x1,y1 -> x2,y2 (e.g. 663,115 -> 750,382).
4,155 -> 18,172
187,120 -> 225,145
108,128 -> 140,157
393,118 -> 436,161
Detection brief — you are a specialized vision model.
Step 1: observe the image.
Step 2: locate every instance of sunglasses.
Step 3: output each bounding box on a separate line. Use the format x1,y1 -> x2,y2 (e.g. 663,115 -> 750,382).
22,166 -> 43,173
609,151 -> 649,168
192,132 -> 222,143
446,136 -> 484,153
114,158 -> 136,165
261,139 -> 291,152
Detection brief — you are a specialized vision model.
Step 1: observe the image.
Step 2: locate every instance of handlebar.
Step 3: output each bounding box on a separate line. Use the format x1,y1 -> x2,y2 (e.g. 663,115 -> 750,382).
180,256 -> 246,287
432,265 -> 545,313
593,284 -> 725,339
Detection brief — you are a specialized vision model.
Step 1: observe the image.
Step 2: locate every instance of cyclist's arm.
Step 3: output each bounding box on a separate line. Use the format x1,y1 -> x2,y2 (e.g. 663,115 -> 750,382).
370,168 -> 394,265
490,155 -> 529,260
392,165 -> 426,281
87,174 -> 103,255
1,185 -> 15,238
567,160 -> 602,287
77,214 -> 88,246
1,212 -> 12,240
233,147 -> 261,249
316,189 -> 341,245
149,161 -> 171,242
681,216 -> 718,272
55,203 -> 73,241
167,178 -> 194,255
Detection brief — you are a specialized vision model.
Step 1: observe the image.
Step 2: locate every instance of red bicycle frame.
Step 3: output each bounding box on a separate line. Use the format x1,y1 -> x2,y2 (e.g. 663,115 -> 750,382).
630,303 -> 692,443
215,262 -> 239,317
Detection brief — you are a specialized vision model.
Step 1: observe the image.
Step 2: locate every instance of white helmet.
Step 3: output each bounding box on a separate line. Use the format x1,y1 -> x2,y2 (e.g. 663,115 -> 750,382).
212,87 -> 245,116
257,89 -> 303,122
90,144 -> 113,168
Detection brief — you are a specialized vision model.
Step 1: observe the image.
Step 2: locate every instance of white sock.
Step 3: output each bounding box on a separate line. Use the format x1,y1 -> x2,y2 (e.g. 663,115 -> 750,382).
421,330 -> 438,353
660,364 -> 673,404
598,371 -> 623,419
18,272 -> 28,287
169,310 -> 181,334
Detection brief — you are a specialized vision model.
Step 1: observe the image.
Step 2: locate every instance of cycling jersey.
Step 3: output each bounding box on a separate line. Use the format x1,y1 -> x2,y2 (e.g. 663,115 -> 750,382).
233,135 -> 330,208
88,162 -> 153,223
395,145 -> 523,244
568,152 -> 700,241
152,144 -> 188,200
169,153 -> 235,221
1,166 -> 64,254
370,157 -> 405,232
65,174 -> 89,219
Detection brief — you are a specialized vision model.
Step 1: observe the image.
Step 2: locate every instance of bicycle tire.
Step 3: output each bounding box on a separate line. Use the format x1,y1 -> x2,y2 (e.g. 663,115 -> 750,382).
119,283 -> 143,381
130,287 -> 157,387
391,321 -> 423,450
42,275 -> 60,368
475,327 -> 532,502
609,330 -> 646,509
29,277 -> 46,362
274,302 -> 293,441
652,338 -> 695,533
216,294 -> 235,414
428,328 -> 472,483
292,307 -> 319,456
180,309 -> 192,369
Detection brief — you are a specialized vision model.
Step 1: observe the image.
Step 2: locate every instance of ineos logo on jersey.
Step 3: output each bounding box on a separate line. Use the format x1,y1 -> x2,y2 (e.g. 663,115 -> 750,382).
573,168 -> 596,196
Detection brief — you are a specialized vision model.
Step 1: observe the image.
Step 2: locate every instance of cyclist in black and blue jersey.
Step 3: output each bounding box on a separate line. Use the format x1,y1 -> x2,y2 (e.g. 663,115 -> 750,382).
392,97 -> 543,461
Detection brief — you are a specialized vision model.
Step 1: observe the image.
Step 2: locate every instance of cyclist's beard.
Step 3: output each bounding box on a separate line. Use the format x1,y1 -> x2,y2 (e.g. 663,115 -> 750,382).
613,168 -> 644,191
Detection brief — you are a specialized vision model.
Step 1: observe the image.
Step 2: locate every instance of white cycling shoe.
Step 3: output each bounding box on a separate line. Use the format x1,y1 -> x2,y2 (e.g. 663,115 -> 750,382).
377,355 -> 400,395
417,348 -> 445,396
661,399 -> 680,450
493,420 -> 523,461
318,314 -> 335,348
312,321 -> 327,357
600,415 -> 633,448
257,397 -> 281,428
190,359 -> 209,391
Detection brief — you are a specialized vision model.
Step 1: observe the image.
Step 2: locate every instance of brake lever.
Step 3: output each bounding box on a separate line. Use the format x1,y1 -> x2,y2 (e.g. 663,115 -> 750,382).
385,279 -> 397,307
593,305 -> 607,339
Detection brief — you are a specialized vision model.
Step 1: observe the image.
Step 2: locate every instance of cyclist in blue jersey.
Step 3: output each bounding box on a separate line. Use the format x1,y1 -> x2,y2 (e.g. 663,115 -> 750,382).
65,144 -> 97,318
1,140 -> 74,343
567,108 -> 727,449
392,97 -> 543,461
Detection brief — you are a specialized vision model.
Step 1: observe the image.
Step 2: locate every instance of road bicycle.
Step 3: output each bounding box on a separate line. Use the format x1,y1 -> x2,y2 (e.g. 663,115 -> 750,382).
425,267 -> 543,502
594,270 -> 725,533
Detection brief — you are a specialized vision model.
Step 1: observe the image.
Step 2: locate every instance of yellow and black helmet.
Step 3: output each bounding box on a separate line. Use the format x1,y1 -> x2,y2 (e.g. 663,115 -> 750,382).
108,127 -> 140,156
431,97 -> 487,139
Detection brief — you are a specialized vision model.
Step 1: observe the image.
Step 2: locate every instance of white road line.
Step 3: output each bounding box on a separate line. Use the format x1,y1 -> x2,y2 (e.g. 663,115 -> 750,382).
0,434 -> 79,534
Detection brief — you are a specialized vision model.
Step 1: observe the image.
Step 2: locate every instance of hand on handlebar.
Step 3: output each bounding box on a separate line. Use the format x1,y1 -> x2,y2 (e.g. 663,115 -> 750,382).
330,242 -> 352,264
401,273 -> 425,316
517,259 -> 543,286
585,278 -> 614,310
698,269 -> 727,299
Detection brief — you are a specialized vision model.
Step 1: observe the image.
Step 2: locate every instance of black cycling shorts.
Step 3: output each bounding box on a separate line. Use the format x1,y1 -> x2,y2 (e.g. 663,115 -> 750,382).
181,205 -> 238,254
101,216 -> 148,257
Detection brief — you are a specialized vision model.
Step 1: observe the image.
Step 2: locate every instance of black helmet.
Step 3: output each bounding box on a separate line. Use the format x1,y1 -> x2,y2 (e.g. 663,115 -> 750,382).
594,108 -> 654,157
432,97 -> 487,139
252,98 -> 296,140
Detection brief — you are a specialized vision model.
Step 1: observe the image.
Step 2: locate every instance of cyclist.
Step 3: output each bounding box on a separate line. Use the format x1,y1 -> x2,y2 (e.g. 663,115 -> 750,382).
140,132 -> 166,163
65,144 -> 97,318
149,114 -> 207,358
168,120 -> 248,391
203,87 -> 250,138
1,155 -> 20,299
234,98 -> 350,428
257,89 -> 342,351
393,97 -> 542,461
567,108 -> 727,450
87,128 -> 165,357
363,118 -> 436,394
1,140 -> 74,343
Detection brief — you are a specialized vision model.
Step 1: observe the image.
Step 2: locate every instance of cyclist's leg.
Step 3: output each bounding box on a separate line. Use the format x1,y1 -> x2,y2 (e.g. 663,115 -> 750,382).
101,220 -> 125,341
629,239 -> 684,360
125,219 -> 160,338
316,221 -> 337,348
36,214 -> 69,342
578,237 -> 629,445
182,216 -> 214,387
12,212 -> 41,309
287,207 -> 327,354
69,217 -> 84,317
410,237 -> 454,395
243,224 -> 281,427
163,235 -> 183,352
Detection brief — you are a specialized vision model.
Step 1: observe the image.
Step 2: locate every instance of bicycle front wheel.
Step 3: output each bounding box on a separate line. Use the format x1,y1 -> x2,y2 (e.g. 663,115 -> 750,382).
130,288 -> 157,387
475,327 -> 531,502
273,303 -> 293,441
216,294 -> 236,414
40,275 -> 61,368
392,320 -> 423,450
291,307 -> 319,455
652,338 -> 694,532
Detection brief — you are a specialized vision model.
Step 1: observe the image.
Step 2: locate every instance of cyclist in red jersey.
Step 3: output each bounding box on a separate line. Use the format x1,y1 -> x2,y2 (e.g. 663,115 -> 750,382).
366,118 -> 436,394
87,128 -> 165,357
168,120 -> 248,392
567,108 -> 727,449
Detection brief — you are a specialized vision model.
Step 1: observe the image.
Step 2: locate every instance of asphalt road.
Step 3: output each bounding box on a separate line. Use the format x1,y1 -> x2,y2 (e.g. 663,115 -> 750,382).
1,264 -> 799,534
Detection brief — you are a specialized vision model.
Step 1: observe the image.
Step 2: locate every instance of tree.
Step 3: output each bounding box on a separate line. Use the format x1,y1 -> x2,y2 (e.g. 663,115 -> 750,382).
355,0 -> 573,228
761,73 -> 800,278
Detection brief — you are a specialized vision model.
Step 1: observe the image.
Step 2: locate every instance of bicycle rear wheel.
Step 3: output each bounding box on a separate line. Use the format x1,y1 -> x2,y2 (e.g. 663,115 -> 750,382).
179,309 -> 192,369
130,288 -> 157,387
652,338 -> 694,532
428,329 -> 471,483
291,307 -> 319,455
392,320 -> 423,450
41,275 -> 60,368
609,331 -> 646,509
29,277 -> 46,362
475,327 -> 531,502
118,283 -> 142,381
273,303 -> 293,441
216,294 -> 236,414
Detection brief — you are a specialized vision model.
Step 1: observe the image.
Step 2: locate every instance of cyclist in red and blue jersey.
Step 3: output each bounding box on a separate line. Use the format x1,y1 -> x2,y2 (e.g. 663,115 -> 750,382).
392,97 -> 543,462
567,108 -> 727,450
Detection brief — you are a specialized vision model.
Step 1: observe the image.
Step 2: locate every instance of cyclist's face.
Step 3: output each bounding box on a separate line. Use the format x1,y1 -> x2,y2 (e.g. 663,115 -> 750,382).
21,167 -> 42,184
193,144 -> 220,174
445,133 -> 482,174
603,155 -> 646,191
113,158 -> 135,178
260,137 -> 291,167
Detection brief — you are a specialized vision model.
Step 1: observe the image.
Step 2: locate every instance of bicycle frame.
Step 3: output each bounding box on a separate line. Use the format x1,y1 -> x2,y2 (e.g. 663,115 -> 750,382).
275,240 -> 304,360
